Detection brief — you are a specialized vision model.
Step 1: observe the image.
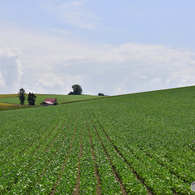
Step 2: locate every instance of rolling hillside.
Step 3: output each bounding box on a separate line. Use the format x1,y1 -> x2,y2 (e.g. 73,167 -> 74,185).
0,94 -> 102,111
0,86 -> 194,194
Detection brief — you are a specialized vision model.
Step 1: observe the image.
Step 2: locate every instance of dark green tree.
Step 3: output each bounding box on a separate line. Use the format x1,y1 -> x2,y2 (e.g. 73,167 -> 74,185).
18,88 -> 26,105
98,93 -> 104,96
27,92 -> 36,106
68,84 -> 82,95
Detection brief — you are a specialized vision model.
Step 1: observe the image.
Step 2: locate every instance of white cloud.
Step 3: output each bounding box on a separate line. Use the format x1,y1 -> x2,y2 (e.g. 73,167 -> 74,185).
0,70 -> 6,87
71,0 -> 88,7
39,0 -> 99,30
50,29 -> 70,35
167,69 -> 195,87
31,73 -> 86,94
0,28 -> 194,95
115,78 -> 128,94
0,42 -> 22,93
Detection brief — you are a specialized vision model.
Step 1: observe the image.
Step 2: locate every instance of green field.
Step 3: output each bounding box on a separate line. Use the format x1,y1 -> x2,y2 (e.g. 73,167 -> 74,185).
0,86 -> 194,194
0,94 -> 101,105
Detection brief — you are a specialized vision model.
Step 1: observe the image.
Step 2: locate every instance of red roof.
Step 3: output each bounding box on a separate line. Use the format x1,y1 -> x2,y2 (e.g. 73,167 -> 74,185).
44,98 -> 56,103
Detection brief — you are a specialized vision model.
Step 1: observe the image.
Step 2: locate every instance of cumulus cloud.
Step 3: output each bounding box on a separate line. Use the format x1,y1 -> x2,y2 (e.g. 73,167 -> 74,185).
31,73 -> 86,94
52,43 -> 195,94
0,42 -> 22,94
0,70 -> 6,87
40,0 -> 98,30
0,28 -> 194,95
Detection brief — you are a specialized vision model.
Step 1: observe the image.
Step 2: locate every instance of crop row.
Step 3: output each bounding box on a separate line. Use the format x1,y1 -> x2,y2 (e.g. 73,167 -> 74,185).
87,109 -> 149,194
0,108 -> 63,163
0,86 -> 194,194
88,107 -> 194,194
85,111 -> 122,194
0,107 -> 77,194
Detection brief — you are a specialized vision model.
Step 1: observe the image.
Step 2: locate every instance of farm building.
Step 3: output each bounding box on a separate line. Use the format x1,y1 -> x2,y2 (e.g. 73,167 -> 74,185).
40,98 -> 57,106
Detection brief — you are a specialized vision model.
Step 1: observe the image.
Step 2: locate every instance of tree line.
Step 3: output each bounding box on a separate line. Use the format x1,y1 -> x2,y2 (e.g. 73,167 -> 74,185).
18,88 -> 36,106
18,84 -> 105,106
68,84 -> 105,96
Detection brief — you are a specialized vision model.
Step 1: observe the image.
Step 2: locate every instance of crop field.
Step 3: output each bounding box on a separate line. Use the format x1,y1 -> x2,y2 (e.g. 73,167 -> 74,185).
0,101 -> 29,112
0,94 -> 101,106
0,86 -> 194,194
0,94 -> 102,111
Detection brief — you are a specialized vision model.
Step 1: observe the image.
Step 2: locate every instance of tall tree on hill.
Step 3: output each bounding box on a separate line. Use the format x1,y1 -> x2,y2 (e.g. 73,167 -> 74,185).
27,92 -> 36,106
18,88 -> 26,105
72,84 -> 82,95
68,84 -> 83,95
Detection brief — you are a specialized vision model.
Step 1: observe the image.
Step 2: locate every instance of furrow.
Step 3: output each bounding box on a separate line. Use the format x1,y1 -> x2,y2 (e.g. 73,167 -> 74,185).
85,114 -> 102,195
97,118 -> 153,195
34,116 -> 74,186
7,118 -> 68,193
49,125 -> 77,194
85,111 -> 122,194
33,122 -> 60,154
139,147 -> 189,183
0,121 -> 63,194
73,132 -> 83,195
91,110 -> 190,194
0,118 -> 61,167
93,123 -> 128,195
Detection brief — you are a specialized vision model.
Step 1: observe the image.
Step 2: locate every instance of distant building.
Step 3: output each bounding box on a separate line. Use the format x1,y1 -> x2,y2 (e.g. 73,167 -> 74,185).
40,98 -> 57,106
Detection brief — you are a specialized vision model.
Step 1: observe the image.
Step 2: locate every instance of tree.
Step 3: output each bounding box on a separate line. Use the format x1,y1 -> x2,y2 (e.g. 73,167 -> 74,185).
98,93 -> 104,96
68,84 -> 82,95
27,92 -> 36,105
18,88 -> 26,105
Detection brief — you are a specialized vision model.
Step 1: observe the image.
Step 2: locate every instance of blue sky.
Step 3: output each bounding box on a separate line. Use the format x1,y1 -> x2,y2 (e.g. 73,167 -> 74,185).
0,0 -> 194,95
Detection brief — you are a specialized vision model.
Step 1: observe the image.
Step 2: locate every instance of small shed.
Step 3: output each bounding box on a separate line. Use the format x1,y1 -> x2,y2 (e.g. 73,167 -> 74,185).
41,98 -> 57,106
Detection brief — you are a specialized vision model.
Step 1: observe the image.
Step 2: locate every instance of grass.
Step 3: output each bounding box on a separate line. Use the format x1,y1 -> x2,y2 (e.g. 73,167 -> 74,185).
0,86 -> 194,194
0,94 -> 103,111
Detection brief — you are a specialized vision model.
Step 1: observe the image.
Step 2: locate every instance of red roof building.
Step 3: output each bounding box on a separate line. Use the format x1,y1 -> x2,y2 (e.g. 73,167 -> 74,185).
41,98 -> 57,106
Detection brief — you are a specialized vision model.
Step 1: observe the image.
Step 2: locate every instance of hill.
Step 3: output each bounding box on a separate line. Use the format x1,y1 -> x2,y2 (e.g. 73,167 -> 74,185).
0,86 -> 194,194
0,94 -> 102,111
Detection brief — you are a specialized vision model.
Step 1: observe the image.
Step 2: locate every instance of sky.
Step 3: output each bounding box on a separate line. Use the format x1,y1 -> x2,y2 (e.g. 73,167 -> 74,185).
0,0 -> 195,95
